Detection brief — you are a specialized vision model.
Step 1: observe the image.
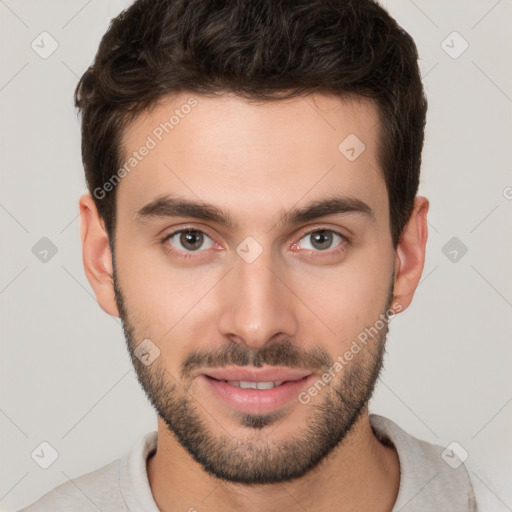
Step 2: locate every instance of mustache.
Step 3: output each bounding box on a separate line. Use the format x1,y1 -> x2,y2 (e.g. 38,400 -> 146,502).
181,339 -> 333,379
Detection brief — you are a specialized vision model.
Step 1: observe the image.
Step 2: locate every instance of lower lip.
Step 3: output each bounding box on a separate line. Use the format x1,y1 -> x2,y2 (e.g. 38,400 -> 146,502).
200,374 -> 315,415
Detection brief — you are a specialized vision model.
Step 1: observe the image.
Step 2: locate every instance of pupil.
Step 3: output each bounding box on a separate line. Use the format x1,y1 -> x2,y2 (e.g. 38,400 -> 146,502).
312,230 -> 332,250
181,230 -> 203,250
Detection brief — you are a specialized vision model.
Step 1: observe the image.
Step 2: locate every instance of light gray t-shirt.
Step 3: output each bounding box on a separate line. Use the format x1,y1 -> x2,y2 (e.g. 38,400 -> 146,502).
19,414 -> 479,511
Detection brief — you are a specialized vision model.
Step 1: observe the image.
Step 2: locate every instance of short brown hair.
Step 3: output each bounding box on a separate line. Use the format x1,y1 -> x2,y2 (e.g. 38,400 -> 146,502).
75,0 -> 427,248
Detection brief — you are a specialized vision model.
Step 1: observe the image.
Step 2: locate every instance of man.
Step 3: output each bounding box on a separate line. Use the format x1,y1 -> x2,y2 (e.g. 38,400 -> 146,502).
21,0 -> 478,510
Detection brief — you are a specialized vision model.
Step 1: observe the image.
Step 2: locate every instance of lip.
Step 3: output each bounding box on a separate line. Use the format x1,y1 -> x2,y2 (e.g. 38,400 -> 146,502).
198,367 -> 316,415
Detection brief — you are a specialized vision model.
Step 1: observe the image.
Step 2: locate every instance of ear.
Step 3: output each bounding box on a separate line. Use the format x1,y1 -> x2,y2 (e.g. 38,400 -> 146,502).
392,196 -> 429,312
79,193 -> 120,317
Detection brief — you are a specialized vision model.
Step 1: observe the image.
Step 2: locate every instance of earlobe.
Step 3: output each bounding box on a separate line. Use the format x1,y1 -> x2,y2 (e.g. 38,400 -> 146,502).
79,193 -> 120,317
392,196 -> 429,312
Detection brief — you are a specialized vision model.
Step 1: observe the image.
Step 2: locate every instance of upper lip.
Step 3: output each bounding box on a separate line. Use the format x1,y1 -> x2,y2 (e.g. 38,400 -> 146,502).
201,366 -> 313,382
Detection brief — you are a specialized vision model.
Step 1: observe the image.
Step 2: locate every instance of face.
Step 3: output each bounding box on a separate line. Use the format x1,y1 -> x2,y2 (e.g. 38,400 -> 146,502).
111,92 -> 397,484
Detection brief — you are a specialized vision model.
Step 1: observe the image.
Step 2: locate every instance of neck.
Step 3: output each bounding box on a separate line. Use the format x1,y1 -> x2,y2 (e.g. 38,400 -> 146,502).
147,409 -> 400,512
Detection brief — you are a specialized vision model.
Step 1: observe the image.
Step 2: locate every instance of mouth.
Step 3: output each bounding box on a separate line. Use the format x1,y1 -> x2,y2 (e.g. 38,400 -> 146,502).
198,367 -> 316,415
209,379 -> 286,390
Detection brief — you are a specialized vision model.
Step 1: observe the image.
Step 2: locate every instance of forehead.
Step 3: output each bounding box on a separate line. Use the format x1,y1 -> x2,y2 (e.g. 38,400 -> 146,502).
116,92 -> 387,226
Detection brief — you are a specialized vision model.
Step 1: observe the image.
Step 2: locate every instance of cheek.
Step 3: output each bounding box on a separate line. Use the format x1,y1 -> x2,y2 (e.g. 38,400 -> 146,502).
116,235 -> 220,313
289,249 -> 393,350
115,243 -> 228,372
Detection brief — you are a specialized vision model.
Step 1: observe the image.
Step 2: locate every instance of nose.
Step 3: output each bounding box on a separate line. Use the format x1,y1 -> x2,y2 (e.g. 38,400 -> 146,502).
216,246 -> 298,350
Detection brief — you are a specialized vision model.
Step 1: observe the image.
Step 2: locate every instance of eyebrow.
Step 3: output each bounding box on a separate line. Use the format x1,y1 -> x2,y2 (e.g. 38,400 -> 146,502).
135,193 -> 375,230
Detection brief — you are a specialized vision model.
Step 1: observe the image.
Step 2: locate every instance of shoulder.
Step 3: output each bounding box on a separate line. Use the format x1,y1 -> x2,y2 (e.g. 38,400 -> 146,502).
18,431 -> 158,512
18,458 -> 124,512
370,414 -> 479,511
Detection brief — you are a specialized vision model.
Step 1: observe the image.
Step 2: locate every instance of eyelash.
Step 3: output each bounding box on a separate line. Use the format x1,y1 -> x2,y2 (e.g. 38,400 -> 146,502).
160,226 -> 349,260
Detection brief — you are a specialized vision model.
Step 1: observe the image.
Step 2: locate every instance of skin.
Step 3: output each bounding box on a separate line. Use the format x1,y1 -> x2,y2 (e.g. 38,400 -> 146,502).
79,91 -> 429,511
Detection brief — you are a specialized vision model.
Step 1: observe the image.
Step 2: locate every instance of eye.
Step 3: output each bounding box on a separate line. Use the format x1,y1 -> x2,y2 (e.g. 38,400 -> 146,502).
294,229 -> 346,253
163,229 -> 214,254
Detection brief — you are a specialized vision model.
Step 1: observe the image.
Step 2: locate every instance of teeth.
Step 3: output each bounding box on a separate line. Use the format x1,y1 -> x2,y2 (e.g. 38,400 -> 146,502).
226,380 -> 285,389
255,381 -> 276,390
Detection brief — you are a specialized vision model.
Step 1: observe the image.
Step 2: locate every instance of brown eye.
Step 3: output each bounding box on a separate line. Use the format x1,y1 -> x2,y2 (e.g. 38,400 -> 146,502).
164,230 -> 214,253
